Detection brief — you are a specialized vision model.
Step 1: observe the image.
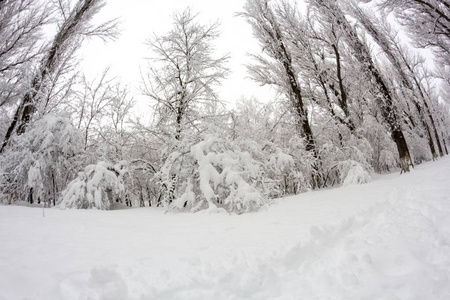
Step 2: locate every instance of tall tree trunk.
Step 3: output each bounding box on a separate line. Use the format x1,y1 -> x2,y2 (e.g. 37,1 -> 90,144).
28,187 -> 34,204
370,64 -> 412,172
442,132 -> 449,155
423,98 -> 445,157
52,171 -> 57,207
331,43 -> 354,128
425,125 -> 438,160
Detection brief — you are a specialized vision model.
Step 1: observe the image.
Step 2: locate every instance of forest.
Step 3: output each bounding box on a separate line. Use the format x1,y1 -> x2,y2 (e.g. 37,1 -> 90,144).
1,0 -> 449,213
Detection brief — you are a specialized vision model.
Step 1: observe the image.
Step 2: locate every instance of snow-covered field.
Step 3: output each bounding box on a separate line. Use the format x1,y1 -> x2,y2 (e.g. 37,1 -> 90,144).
1,158 -> 449,300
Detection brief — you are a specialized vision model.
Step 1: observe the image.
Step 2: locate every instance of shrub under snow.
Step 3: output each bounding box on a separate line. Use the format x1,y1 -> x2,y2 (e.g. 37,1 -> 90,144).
341,160 -> 372,186
318,134 -> 373,187
159,135 -> 268,214
59,161 -> 127,210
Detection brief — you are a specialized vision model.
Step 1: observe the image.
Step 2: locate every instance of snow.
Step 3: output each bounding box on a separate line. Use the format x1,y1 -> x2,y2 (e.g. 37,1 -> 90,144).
1,157 -> 450,299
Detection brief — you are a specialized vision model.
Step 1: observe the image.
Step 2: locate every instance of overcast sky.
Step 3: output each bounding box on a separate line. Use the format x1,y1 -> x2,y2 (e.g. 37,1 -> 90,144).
79,0 -> 277,109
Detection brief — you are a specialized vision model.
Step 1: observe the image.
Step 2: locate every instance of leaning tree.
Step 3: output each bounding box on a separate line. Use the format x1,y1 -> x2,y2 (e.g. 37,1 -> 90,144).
1,0 -> 118,153
241,0 -> 324,187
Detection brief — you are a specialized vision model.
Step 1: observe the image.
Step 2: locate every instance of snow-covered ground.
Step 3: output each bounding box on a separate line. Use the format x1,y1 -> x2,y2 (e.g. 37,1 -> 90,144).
1,158 -> 450,300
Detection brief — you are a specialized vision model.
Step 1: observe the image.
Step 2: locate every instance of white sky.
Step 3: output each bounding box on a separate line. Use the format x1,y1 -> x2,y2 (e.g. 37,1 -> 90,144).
79,0 -> 277,109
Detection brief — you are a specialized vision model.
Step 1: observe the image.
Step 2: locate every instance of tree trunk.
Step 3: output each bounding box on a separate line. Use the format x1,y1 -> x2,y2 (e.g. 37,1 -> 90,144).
52,172 -> 57,206
331,43 -> 355,131
392,129 -> 412,173
442,132 -> 449,155
425,125 -> 438,160
28,187 -> 34,204
421,98 -> 445,157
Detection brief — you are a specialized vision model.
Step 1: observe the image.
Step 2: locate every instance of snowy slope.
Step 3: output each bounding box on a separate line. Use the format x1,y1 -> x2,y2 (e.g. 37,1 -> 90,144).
0,158 -> 449,300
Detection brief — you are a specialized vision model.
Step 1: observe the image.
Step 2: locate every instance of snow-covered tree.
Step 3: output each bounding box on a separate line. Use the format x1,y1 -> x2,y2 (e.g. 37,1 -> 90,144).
1,0 -> 118,152
373,0 -> 450,68
139,8 -> 231,209
70,69 -> 115,152
228,98 -> 309,194
277,1 -> 357,135
0,0 -> 52,108
344,1 -> 443,160
0,115 -> 83,205
142,8 -> 229,141
97,83 -> 135,161
241,0 -> 324,187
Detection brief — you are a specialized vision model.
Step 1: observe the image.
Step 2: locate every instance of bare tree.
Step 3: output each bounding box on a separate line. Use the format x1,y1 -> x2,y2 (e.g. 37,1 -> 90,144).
73,69 -> 115,151
98,83 -> 135,161
142,8 -> 229,141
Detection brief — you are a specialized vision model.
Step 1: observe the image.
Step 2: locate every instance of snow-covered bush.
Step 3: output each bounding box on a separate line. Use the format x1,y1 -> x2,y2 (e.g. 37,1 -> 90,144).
285,135 -> 325,190
341,160 -> 372,186
258,142 -> 305,197
361,116 -> 398,173
0,114 -> 83,205
318,134 -> 373,187
59,161 -> 127,210
157,135 -> 268,214
227,98 -> 313,194
405,131 -> 431,164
